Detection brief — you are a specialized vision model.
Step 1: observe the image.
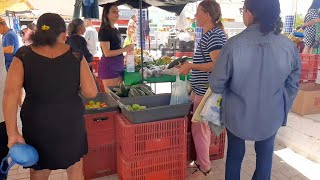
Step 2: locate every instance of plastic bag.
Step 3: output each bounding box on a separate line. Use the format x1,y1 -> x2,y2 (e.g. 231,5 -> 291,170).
200,93 -> 222,126
170,75 -> 190,105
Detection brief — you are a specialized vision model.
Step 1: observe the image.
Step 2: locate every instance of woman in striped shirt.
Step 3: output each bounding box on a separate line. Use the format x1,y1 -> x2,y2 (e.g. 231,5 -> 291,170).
179,0 -> 227,179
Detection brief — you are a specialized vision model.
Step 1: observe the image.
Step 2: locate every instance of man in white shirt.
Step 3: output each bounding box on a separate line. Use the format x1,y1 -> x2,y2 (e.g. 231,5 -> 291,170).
84,19 -> 99,56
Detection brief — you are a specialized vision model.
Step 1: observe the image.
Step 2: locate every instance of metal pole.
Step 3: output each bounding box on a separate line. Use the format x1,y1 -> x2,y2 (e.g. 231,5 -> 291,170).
139,0 -> 145,82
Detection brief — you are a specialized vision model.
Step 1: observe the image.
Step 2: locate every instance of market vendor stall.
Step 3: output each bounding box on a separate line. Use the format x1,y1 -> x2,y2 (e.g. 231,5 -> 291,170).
124,71 -> 190,85
81,1 -> 227,180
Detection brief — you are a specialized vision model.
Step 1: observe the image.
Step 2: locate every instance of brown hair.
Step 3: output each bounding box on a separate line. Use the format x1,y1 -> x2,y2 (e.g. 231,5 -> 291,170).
199,0 -> 225,33
101,3 -> 117,29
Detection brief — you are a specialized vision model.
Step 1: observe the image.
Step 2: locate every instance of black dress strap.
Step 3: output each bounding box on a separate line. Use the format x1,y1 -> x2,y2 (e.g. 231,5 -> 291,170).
14,45 -> 32,62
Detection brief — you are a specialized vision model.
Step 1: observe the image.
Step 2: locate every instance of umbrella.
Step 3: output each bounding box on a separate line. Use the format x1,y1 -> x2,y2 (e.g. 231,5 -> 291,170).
99,0 -> 199,15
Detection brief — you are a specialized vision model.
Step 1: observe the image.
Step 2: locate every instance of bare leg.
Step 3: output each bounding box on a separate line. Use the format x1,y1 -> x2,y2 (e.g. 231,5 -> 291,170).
66,159 -> 84,180
303,46 -> 312,54
30,169 -> 51,180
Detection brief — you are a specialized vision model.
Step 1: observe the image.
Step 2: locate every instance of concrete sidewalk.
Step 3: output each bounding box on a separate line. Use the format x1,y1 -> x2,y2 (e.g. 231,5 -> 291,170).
7,140 -> 313,180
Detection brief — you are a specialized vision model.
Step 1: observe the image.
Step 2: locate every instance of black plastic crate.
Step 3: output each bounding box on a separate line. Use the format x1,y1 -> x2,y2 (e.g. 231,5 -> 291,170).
118,93 -> 192,124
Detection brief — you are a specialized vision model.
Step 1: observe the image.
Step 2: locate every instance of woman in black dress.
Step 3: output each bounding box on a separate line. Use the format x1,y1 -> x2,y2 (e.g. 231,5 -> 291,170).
3,13 -> 97,180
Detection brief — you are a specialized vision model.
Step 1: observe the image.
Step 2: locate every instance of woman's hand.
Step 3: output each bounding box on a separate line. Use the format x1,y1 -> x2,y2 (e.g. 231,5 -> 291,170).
124,44 -> 134,52
178,62 -> 193,75
8,133 -> 25,148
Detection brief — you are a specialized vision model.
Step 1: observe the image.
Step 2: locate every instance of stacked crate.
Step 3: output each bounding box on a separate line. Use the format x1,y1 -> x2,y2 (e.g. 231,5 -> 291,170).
82,93 -> 119,180
116,114 -> 187,180
300,54 -> 319,83
186,112 -> 226,162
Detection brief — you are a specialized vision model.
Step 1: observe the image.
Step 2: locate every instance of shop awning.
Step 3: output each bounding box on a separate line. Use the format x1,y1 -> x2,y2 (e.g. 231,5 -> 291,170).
0,0 -> 34,14
98,0 -> 199,15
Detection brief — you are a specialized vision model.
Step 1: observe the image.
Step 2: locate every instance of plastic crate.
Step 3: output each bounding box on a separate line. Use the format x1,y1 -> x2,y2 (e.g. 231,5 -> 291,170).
116,114 -> 187,160
81,93 -> 118,114
87,129 -> 115,147
187,130 -> 226,161
109,85 -> 156,101
91,57 -> 100,73
117,148 -> 186,180
161,48 -> 175,57
83,143 -> 117,180
118,93 -> 192,124
84,112 -> 117,131
179,41 -> 195,52
174,51 -> 194,58
300,54 -> 319,82
94,76 -> 105,92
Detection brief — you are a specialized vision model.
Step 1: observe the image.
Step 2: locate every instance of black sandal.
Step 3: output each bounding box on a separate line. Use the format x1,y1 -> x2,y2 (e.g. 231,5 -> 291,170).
191,167 -> 212,176
199,168 -> 212,176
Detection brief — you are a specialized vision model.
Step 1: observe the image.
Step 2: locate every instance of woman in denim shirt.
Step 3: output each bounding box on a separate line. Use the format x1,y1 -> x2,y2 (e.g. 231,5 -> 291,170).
209,0 -> 301,179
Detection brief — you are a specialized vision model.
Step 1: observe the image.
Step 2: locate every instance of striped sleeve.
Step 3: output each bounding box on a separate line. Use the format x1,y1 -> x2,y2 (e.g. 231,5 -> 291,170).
206,35 -> 224,52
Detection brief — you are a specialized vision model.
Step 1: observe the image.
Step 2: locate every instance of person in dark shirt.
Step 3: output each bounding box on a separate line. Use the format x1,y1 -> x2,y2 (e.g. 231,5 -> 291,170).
66,18 -> 93,63
98,3 -> 134,89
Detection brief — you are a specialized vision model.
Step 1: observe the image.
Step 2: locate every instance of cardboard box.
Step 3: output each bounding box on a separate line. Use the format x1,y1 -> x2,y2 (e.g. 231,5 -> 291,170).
292,83 -> 320,115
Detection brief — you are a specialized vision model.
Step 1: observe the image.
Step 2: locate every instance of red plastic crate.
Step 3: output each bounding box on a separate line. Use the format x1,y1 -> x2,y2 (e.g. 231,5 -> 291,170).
85,111 -> 117,132
83,143 -> 117,180
94,76 -> 105,92
117,148 -> 186,180
187,130 -> 226,161
300,54 -> 319,82
85,112 -> 117,146
116,114 -> 187,160
91,57 -> 100,73
174,51 -> 194,58
87,130 -> 115,147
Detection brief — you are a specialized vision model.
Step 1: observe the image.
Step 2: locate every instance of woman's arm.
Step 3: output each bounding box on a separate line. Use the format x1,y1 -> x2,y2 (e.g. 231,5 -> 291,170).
80,37 -> 93,63
100,42 -> 133,57
3,58 -> 25,147
179,50 -> 221,75
80,59 -> 98,98
303,18 -> 320,27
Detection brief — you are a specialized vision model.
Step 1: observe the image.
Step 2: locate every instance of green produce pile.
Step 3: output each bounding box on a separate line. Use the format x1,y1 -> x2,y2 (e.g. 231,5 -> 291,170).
85,101 -> 108,109
112,82 -> 154,97
126,104 -> 147,111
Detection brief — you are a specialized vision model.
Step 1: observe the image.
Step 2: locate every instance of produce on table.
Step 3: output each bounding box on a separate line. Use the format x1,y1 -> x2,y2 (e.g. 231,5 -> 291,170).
167,56 -> 192,69
126,104 -> 147,111
111,82 -> 154,97
286,28 -> 303,43
85,101 -> 108,109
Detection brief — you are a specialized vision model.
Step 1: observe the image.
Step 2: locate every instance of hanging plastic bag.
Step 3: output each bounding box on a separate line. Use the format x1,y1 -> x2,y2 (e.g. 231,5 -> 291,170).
200,93 -> 222,126
170,75 -> 190,105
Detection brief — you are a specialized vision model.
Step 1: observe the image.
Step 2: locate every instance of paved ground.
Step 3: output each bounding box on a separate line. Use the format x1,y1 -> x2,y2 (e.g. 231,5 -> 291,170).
7,140 -> 313,180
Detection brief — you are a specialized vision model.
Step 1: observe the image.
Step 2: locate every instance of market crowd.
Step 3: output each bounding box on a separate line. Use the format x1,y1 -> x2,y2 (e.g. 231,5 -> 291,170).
0,0 -> 303,180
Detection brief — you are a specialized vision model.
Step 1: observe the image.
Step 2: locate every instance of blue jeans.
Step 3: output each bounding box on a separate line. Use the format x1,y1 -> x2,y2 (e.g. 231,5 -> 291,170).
0,160 -> 8,180
225,129 -> 277,180
0,122 -> 8,180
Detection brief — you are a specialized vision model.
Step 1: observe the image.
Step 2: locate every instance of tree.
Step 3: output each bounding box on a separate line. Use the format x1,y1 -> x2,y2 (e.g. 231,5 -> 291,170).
294,14 -> 304,29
